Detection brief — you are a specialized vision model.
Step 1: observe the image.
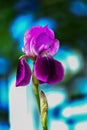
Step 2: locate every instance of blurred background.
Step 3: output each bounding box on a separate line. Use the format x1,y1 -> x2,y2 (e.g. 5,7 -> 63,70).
0,0 -> 87,129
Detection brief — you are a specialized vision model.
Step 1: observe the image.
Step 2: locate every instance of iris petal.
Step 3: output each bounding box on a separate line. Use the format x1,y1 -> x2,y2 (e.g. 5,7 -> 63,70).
34,56 -> 64,84
23,26 -> 43,55
32,34 -> 59,56
34,56 -> 48,82
16,57 -> 31,86
48,39 -> 60,56
23,25 -> 58,56
47,57 -> 64,84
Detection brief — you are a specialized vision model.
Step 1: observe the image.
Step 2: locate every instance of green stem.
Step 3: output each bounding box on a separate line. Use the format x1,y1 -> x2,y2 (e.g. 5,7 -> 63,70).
32,74 -> 48,130
43,126 -> 48,130
32,74 -> 40,113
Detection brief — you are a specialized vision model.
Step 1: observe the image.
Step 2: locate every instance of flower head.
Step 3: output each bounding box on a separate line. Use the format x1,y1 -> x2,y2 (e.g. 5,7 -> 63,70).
23,25 -> 60,56
16,25 -> 64,87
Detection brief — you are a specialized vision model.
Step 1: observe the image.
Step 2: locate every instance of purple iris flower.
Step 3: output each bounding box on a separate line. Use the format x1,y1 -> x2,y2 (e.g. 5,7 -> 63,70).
16,25 -> 64,86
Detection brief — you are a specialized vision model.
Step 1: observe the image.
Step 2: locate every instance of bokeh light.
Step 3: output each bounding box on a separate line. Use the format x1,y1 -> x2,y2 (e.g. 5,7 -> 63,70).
62,98 -> 87,121
46,89 -> 66,108
50,120 -> 69,130
70,1 -> 87,16
75,121 -> 87,130
0,57 -> 11,75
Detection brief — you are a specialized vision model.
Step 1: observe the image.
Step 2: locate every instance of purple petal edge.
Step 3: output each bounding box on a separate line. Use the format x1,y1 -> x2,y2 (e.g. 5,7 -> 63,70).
47,58 -> 64,84
16,57 -> 32,87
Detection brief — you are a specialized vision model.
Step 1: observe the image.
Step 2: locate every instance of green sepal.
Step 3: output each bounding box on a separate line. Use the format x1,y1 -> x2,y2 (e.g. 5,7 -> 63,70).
40,90 -> 48,130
